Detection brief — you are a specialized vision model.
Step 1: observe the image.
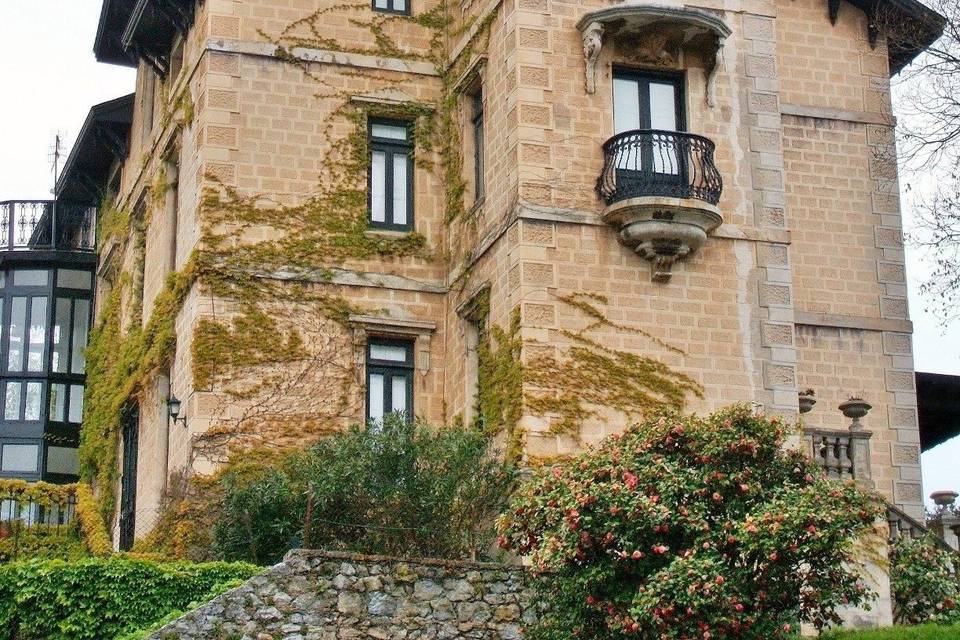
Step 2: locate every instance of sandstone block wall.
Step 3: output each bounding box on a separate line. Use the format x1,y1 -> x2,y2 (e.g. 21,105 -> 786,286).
103,0 -> 928,545
145,551 -> 537,640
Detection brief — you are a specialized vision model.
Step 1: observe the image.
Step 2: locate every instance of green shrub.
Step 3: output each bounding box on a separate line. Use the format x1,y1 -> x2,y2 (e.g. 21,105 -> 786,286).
0,556 -> 258,640
0,523 -> 87,563
498,405 -> 882,640
213,415 -> 515,565
820,623 -> 960,639
890,536 -> 960,625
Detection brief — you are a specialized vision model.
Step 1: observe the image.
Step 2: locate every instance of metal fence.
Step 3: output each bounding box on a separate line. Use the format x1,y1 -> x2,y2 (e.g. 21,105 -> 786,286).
0,492 -> 79,562
0,201 -> 96,252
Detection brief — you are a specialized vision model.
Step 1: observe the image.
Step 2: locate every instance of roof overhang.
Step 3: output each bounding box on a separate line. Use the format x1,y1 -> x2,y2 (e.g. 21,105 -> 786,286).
917,372 -> 960,452
94,0 -> 137,67
839,0 -> 946,73
95,0 -> 195,75
56,94 -> 134,205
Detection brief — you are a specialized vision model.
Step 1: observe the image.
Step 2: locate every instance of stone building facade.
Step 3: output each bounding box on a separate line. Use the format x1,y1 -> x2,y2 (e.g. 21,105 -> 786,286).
67,0 -> 943,547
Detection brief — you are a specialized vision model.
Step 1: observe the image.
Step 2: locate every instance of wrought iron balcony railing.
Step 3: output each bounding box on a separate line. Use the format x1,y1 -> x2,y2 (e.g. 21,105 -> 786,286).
596,129 -> 723,206
0,201 -> 96,252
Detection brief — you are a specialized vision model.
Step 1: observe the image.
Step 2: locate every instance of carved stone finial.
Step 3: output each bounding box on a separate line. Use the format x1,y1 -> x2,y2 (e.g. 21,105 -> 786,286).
582,22 -> 604,95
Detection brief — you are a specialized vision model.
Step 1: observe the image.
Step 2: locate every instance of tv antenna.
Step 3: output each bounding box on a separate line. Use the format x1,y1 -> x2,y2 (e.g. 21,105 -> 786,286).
48,131 -> 68,197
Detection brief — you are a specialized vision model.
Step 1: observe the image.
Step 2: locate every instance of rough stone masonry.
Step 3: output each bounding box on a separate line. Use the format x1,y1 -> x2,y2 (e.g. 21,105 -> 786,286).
146,550 -> 538,639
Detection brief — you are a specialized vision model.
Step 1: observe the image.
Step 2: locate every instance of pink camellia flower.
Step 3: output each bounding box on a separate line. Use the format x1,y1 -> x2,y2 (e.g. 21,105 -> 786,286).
632,550 -> 642,560
652,545 -> 669,554
552,467 -> 562,479
712,492 -> 723,502
623,471 -> 638,489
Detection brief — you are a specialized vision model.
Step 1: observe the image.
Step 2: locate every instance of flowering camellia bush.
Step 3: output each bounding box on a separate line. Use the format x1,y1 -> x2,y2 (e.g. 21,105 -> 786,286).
889,535 -> 960,625
498,405 -> 883,639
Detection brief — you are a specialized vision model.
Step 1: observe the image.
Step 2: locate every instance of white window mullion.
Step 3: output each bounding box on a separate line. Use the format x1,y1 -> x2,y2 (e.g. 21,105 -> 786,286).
371,151 -> 387,223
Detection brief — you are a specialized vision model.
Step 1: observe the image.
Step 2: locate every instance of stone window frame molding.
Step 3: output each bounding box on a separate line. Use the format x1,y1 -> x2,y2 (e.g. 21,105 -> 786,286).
350,314 -> 436,378
576,4 -> 731,107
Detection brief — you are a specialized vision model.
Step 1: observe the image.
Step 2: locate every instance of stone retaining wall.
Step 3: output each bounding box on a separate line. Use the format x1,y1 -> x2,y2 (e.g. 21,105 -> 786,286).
146,550 -> 537,639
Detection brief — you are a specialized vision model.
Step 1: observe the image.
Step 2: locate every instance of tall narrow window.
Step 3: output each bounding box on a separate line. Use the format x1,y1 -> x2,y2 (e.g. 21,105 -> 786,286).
472,89 -> 485,202
26,297 -> 47,373
365,339 -> 414,425
71,299 -> 90,375
368,120 -> 414,231
612,70 -> 685,183
7,297 -> 26,372
372,0 -> 409,15
52,298 -> 71,374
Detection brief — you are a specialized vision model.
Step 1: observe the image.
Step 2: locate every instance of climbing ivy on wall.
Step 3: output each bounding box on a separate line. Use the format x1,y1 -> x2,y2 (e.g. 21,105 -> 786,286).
79,0 -> 475,526
473,293 -> 704,461
80,0 -> 702,541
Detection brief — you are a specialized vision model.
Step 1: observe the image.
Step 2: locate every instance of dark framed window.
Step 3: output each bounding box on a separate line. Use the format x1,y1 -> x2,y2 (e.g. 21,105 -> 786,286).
612,68 -> 685,134
472,89 -> 485,202
368,119 -> 414,231
612,69 -> 687,185
119,403 -> 140,551
365,338 -> 414,425
372,0 -> 409,14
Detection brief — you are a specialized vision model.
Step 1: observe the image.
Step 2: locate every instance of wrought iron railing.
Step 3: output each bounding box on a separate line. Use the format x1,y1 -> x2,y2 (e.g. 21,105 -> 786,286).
0,201 -> 96,252
0,492 -> 79,562
596,129 -> 723,206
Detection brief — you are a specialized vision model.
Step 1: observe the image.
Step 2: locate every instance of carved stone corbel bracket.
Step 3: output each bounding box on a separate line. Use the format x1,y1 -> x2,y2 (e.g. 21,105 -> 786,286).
582,21 -> 604,95
576,5 -> 731,107
706,38 -> 725,108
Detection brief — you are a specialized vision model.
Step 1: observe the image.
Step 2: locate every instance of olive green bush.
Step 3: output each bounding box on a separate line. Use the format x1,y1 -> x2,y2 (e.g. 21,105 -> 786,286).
213,415 -> 516,565
0,556 -> 257,640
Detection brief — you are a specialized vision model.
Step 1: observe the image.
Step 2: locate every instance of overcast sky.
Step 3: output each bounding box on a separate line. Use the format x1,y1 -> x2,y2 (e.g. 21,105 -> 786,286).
0,1 -> 956,506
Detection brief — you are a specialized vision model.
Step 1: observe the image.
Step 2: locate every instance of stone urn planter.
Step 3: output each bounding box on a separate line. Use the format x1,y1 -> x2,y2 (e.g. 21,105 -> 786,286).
798,390 -> 816,414
839,397 -> 872,430
930,490 -> 959,508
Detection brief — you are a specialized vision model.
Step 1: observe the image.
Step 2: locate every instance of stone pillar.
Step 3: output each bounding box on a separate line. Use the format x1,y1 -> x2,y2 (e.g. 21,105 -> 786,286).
929,491 -> 960,551
741,12 -> 798,420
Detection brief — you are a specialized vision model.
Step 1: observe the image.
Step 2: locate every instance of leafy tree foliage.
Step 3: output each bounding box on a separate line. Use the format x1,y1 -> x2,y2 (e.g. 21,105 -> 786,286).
883,1 -> 960,319
213,415 -> 516,565
499,406 -> 882,640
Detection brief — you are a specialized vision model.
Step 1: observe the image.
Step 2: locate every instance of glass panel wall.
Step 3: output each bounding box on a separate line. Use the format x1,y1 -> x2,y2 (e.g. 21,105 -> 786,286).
0,266 -> 93,481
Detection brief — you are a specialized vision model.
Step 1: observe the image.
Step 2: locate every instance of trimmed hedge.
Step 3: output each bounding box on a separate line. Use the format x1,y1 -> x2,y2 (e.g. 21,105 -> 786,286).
0,556 -> 258,640
821,623 -> 960,639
